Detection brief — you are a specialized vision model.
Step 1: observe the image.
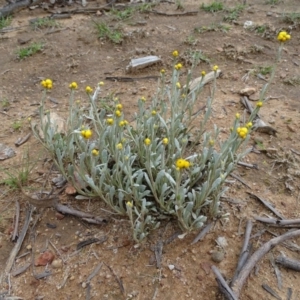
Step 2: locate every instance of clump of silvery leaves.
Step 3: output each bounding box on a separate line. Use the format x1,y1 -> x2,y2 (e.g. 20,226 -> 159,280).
33,62 -> 252,243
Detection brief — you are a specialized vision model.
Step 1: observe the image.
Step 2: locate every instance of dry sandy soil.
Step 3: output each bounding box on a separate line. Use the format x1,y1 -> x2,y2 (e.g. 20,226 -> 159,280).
1,0 -> 300,299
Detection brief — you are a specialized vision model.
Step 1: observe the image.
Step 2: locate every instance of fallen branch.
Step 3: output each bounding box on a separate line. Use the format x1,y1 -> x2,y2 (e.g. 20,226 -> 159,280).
11,200 -> 20,242
275,254 -> 300,272
230,173 -> 251,189
0,206 -> 33,284
0,0 -> 43,18
231,229 -> 300,298
247,192 -> 284,219
150,9 -> 198,16
104,263 -> 125,295
254,216 -> 300,226
231,220 -> 252,287
105,75 -> 159,82
211,266 -> 238,300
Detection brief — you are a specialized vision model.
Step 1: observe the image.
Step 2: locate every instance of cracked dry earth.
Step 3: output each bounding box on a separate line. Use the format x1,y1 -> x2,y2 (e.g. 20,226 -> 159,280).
1,0 -> 300,299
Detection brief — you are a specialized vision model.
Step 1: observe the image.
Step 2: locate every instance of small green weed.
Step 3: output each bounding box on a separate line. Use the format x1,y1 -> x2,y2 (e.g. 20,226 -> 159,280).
175,0 -> 184,10
255,25 -> 267,34
30,17 -> 60,30
184,35 -> 198,46
110,7 -> 135,21
137,3 -> 156,13
283,12 -> 300,26
201,2 -> 223,13
1,151 -> 33,190
0,16 -> 12,30
16,42 -> 44,59
194,23 -> 230,34
258,66 -> 273,75
223,5 -> 245,23
94,22 -> 123,44
1,98 -> 10,108
11,120 -> 22,131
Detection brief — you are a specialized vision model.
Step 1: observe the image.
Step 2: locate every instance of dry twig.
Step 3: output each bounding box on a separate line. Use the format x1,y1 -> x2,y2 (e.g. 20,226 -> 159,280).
231,229 -> 300,298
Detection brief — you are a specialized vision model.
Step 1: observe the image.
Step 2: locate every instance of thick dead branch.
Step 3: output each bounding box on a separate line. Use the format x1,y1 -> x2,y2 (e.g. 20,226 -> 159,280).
254,216 -> 300,226
211,266 -> 238,300
150,9 -> 198,16
231,229 -> 300,298
275,255 -> 300,271
231,220 -> 252,286
0,0 -> 43,18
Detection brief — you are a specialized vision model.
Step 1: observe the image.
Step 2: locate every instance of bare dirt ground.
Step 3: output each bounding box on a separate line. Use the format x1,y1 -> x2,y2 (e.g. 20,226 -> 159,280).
1,0 -> 300,299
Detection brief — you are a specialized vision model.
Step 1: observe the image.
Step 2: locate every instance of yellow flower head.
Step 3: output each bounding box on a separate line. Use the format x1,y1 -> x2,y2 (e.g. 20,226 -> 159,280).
107,118 -> 114,125
69,82 -> 78,89
160,69 -> 166,74
144,138 -> 151,146
140,96 -> 146,102
27,117 -> 31,122
119,120 -> 129,127
256,101 -> 263,108
116,103 -> 123,110
151,110 -> 157,116
235,113 -> 240,119
277,31 -> 291,43
126,201 -> 133,208
201,71 -> 206,77
115,110 -> 122,117
172,50 -> 179,57
76,99 -> 80,104
176,158 -> 190,170
81,129 -> 92,139
162,138 -> 169,145
41,79 -> 53,89
98,81 -> 104,86
213,65 -> 219,72
116,143 -> 123,150
236,127 -> 248,139
246,122 -> 253,128
85,86 -> 93,94
175,63 -> 183,70
92,149 -> 99,156
209,139 -> 215,146
176,82 -> 181,89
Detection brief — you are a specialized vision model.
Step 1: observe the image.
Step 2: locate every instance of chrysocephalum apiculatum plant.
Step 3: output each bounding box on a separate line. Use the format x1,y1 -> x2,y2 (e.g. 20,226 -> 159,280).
33,32 -> 290,242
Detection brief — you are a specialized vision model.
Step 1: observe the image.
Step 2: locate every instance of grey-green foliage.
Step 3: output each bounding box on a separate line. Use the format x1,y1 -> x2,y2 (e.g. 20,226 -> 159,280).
34,62 -> 252,242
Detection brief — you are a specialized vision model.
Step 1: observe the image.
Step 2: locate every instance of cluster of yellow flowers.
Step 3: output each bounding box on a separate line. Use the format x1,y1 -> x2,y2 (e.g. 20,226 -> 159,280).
69,82 -> 78,89
176,82 -> 181,89
119,120 -> 128,127
277,31 -> 291,43
172,50 -> 179,57
85,86 -> 93,94
175,63 -> 183,70
81,129 -> 92,139
144,138 -> 151,146
256,101 -> 263,107
201,71 -> 206,77
107,118 -> 114,125
212,65 -> 218,72
41,79 -> 53,89
92,149 -> 99,156
176,158 -> 190,170
162,138 -> 169,145
236,127 -> 248,139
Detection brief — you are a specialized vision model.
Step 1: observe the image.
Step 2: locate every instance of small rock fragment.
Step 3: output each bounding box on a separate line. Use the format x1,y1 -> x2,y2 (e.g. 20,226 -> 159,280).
52,259 -> 63,269
211,251 -> 225,263
35,250 -> 55,266
239,87 -> 256,96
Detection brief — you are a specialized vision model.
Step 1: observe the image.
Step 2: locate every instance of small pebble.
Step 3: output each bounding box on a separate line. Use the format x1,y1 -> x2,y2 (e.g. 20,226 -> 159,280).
82,282 -> 87,289
211,251 -> 225,263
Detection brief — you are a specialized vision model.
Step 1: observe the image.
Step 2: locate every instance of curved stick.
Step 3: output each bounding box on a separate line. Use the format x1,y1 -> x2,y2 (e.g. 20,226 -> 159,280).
231,229 -> 300,298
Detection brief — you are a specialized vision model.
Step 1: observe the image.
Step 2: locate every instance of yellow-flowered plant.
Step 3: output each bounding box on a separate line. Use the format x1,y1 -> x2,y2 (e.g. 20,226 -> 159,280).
34,33 -> 286,242
69,82 -> 78,89
277,31 -> 291,43
41,79 -> 53,89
